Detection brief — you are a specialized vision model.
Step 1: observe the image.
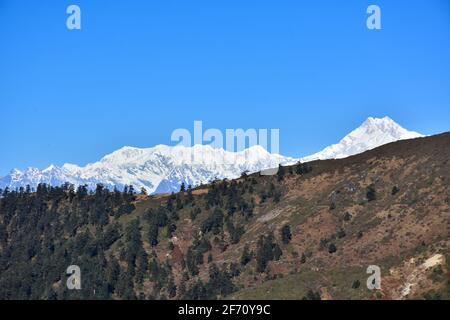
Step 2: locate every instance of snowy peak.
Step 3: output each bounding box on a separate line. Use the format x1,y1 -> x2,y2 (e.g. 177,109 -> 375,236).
303,117 -> 424,161
0,116 -> 425,194
0,144 -> 296,194
341,116 -> 423,147
359,116 -> 421,138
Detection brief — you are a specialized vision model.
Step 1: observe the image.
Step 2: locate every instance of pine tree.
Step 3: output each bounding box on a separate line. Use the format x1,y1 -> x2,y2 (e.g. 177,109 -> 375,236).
255,234 -> 281,273
303,290 -> 321,300
148,224 -> 159,247
366,185 -> 377,202
186,187 -> 194,204
240,245 -> 252,266
300,253 -> 307,264
391,186 -> 400,195
277,165 -> 285,182
167,278 -> 177,298
280,225 -> 292,245
273,244 -> 283,261
328,243 -> 337,254
296,162 -> 312,175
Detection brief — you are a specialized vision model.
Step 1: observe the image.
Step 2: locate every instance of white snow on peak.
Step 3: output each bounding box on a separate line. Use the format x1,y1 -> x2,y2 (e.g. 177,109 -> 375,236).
302,116 -> 424,162
42,164 -> 58,173
0,143 -> 296,194
62,163 -> 82,172
0,116 -> 424,194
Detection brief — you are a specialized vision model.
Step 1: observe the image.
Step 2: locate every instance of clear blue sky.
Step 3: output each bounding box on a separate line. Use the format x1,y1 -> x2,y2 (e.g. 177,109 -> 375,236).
1,0 -> 449,175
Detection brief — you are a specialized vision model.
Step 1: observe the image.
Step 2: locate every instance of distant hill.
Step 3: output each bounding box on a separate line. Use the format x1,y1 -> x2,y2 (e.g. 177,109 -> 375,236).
0,132 -> 448,300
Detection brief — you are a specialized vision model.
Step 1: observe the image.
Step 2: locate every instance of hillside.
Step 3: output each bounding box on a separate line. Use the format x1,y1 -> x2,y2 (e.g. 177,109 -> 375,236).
0,132 -> 449,300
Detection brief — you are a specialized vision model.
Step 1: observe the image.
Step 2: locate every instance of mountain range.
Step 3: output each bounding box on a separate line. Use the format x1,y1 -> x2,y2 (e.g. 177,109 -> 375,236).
0,116 -> 424,194
1,127 -> 447,300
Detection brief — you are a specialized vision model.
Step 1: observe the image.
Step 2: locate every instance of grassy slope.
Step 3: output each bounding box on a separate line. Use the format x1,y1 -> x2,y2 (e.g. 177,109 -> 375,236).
121,133 -> 450,299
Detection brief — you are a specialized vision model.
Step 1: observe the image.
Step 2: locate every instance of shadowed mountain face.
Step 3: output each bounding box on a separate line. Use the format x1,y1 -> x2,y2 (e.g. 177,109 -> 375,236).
0,132 -> 448,300
0,117 -> 423,194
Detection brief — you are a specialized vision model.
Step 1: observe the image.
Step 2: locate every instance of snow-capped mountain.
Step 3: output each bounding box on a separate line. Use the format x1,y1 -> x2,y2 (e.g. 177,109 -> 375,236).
0,117 -> 424,194
302,116 -> 424,162
0,144 -> 296,194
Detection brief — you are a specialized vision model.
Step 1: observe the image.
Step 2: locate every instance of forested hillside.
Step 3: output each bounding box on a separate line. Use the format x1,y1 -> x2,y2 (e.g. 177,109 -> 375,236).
0,133 -> 449,300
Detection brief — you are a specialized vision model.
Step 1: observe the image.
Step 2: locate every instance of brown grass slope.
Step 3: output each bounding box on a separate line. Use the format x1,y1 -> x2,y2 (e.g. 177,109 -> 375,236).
132,132 -> 450,300
229,132 -> 450,300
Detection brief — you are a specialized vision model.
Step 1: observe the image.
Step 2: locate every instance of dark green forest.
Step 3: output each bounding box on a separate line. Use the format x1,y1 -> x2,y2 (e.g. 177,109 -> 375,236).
1,134 -> 449,301
0,165 -> 307,300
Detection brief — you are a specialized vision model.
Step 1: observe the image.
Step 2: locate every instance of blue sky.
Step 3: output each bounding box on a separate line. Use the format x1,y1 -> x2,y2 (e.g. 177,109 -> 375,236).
1,0 -> 449,175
